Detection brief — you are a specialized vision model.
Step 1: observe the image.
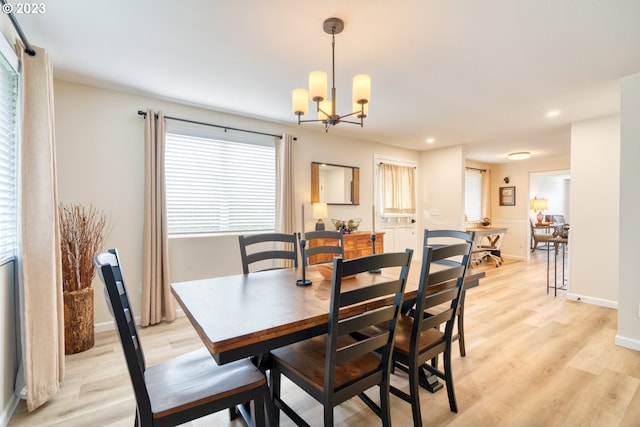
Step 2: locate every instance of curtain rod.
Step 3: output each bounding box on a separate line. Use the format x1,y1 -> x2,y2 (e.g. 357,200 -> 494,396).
465,166 -> 487,172
137,110 -> 283,139
1,0 -> 36,56
378,162 -> 416,168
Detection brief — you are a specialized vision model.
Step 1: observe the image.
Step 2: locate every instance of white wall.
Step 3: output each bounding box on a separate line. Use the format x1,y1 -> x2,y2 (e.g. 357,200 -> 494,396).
618,72 -> 640,350
421,145 -> 465,233
568,115 -> 620,307
53,80 -> 419,327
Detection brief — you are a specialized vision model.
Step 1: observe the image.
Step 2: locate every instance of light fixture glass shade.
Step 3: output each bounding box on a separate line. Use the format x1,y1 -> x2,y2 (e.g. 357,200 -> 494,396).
508,152 -> 530,160
353,101 -> 368,118
352,74 -> 371,104
309,71 -> 327,102
292,88 -> 309,115
318,99 -> 331,121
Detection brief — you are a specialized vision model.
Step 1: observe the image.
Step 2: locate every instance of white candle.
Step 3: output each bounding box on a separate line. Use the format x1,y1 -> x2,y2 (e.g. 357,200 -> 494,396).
301,203 -> 305,238
372,205 -> 376,234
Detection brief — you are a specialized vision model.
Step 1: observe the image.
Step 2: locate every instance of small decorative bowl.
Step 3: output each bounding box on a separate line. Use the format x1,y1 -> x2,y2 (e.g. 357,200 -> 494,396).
346,218 -> 362,230
331,219 -> 345,230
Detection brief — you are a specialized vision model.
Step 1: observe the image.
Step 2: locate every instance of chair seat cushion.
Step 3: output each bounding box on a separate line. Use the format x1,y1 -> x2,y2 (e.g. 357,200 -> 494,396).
270,334 -> 382,393
392,315 -> 445,356
145,347 -> 265,418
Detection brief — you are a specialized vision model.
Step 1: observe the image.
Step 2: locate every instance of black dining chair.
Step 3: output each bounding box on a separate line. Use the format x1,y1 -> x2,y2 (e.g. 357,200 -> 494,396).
95,248 -> 270,427
390,242 -> 472,427
301,230 -> 344,266
423,229 -> 475,357
269,250 -> 414,427
238,232 -> 298,274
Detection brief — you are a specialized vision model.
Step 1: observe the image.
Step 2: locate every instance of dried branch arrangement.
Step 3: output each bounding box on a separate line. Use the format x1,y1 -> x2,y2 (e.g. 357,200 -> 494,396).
59,203 -> 108,292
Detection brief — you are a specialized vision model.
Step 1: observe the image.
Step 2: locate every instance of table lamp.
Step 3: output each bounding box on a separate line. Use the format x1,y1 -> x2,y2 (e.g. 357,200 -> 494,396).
312,202 -> 328,230
530,197 -> 548,224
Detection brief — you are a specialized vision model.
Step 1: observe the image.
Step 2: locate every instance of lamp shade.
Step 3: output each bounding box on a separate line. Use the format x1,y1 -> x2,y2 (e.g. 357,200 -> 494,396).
312,202 -> 328,219
530,198 -> 548,211
292,88 -> 309,115
352,74 -> 371,104
309,71 -> 327,102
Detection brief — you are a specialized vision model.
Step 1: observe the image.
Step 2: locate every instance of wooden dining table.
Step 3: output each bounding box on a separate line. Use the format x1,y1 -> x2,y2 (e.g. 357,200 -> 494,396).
171,260 -> 485,366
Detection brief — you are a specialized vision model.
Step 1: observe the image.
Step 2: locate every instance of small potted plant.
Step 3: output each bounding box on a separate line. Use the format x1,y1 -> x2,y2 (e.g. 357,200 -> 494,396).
59,203 -> 108,354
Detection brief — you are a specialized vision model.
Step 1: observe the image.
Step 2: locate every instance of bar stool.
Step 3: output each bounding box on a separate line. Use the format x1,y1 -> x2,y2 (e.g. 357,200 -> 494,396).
547,237 -> 568,296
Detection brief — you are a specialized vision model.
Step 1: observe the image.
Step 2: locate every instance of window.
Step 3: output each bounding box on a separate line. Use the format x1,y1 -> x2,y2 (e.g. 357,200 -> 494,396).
0,37 -> 19,265
165,130 -> 275,235
464,169 -> 482,222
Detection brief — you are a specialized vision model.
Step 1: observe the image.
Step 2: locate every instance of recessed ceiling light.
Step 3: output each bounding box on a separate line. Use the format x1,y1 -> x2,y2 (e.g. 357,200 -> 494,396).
508,152 -> 530,160
426,138 -> 435,144
546,110 -> 560,118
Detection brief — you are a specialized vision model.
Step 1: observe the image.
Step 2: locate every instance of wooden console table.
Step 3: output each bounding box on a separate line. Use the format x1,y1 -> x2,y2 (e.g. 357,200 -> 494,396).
309,231 -> 384,263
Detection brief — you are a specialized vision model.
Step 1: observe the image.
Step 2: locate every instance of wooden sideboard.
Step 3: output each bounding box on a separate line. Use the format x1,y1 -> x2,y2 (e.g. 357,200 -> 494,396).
309,231 -> 384,264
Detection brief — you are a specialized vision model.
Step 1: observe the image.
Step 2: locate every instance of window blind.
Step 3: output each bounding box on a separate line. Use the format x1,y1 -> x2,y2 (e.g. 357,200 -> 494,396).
0,40 -> 19,265
464,169 -> 482,222
165,132 -> 275,235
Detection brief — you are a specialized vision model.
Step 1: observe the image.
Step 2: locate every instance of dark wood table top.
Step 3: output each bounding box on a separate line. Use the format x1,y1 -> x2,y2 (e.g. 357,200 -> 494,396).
171,260 -> 485,365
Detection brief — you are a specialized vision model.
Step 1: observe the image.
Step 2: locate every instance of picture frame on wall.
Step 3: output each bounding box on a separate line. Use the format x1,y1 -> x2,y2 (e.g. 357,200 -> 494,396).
499,186 -> 516,206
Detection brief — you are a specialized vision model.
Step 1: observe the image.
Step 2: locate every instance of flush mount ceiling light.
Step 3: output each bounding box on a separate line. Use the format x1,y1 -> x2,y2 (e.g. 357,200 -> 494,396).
292,17 -> 370,132
508,152 -> 530,160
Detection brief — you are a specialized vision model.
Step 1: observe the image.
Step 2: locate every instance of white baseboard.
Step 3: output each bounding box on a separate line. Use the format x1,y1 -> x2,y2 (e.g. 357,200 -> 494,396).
94,309 -> 186,333
565,293 -> 618,309
615,335 -> 640,351
1,393 -> 20,427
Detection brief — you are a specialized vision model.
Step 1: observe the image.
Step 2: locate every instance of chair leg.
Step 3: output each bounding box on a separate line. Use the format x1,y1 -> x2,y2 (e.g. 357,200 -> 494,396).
252,388 -> 266,427
443,349 -> 458,413
324,404 -> 334,427
408,363 -> 424,427
269,368 -> 281,426
379,381 -> 392,427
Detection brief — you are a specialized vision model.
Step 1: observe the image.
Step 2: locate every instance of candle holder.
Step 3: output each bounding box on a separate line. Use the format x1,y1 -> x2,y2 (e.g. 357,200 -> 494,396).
296,239 -> 312,286
369,233 -> 381,274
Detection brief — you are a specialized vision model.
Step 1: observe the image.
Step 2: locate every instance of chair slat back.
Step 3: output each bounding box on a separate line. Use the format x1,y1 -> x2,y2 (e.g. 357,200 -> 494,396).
325,250 -> 413,399
95,249 -> 152,417
412,243 -> 472,350
303,230 -> 344,266
238,232 -> 299,274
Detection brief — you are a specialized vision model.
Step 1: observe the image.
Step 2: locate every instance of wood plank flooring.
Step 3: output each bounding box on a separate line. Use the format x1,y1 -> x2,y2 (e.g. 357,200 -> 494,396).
8,251 -> 640,426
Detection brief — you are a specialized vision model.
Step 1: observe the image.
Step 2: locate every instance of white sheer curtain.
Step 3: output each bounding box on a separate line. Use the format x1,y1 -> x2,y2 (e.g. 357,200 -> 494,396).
16,43 -> 64,411
378,163 -> 416,214
142,110 -> 175,326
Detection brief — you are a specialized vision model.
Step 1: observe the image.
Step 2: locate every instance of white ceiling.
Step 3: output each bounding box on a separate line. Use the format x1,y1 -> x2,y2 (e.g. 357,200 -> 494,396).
15,0 -> 640,163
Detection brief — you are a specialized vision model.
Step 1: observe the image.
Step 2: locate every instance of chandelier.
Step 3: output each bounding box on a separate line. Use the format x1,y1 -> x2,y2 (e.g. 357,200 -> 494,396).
292,17 -> 371,132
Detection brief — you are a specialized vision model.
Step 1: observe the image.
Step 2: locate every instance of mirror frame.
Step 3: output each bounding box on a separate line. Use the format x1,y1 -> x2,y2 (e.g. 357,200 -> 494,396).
311,162 -> 360,205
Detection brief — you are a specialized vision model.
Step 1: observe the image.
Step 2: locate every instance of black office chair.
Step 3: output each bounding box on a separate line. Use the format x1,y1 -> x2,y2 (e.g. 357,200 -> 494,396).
238,232 -> 298,274
269,250 -> 414,427
95,249 -> 269,427
390,242 -> 473,427
301,230 -> 344,266
423,229 -> 475,356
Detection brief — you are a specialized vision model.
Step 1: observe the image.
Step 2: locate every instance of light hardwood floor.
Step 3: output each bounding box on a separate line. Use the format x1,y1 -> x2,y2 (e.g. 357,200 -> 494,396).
8,251 -> 640,426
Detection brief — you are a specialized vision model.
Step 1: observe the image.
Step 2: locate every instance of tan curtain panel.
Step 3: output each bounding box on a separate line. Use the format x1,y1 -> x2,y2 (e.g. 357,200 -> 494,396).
275,134 -> 295,267
481,169 -> 491,220
17,43 -> 64,411
142,110 -> 175,326
379,163 -> 416,214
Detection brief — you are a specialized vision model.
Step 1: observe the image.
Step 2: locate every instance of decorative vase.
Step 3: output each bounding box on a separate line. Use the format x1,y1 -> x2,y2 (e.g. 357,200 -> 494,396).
63,287 -> 94,354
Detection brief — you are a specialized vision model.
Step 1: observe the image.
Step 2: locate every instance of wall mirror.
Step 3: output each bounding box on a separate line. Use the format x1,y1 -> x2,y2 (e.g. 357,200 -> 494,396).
311,162 -> 360,205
